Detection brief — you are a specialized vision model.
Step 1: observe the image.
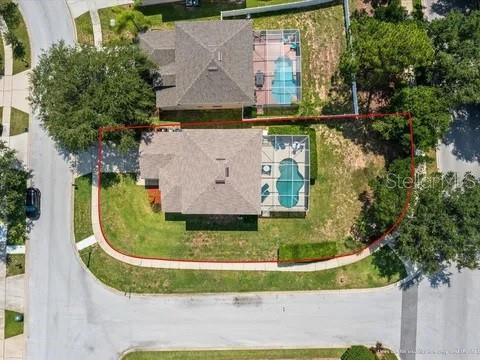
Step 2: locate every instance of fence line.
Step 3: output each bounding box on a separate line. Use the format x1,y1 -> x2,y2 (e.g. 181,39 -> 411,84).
220,0 -> 337,19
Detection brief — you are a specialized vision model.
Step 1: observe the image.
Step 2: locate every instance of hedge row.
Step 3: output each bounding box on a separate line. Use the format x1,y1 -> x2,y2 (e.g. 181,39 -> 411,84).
278,242 -> 338,263
267,125 -> 318,182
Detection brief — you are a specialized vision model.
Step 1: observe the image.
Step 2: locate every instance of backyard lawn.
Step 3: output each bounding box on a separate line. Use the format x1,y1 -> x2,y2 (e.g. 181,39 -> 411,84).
80,244 -> 406,293
75,12 -> 95,45
94,124 -> 384,261
122,348 -> 347,360
9,108 -> 29,136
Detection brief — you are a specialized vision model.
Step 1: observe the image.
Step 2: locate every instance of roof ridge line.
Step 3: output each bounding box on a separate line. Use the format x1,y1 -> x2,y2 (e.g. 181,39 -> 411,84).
180,133 -> 219,212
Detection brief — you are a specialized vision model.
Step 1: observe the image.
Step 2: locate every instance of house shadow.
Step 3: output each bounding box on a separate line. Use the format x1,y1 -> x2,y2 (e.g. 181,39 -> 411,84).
442,105 -> 480,163
165,213 -> 258,231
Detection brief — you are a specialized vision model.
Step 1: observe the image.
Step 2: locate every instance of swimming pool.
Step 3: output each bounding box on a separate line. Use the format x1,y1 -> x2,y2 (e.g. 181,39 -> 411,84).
276,158 -> 305,208
271,57 -> 298,105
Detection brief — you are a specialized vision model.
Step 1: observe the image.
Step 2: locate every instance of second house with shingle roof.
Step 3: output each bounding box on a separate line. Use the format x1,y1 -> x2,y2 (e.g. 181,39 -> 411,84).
139,20 -> 302,110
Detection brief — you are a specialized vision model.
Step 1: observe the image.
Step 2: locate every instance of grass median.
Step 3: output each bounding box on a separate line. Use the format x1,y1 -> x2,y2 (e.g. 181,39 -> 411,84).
80,244 -> 406,294
122,348 -> 347,360
75,12 -> 95,45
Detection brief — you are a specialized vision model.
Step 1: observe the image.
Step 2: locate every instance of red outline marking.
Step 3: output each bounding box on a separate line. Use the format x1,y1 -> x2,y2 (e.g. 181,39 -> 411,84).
97,112 -> 415,264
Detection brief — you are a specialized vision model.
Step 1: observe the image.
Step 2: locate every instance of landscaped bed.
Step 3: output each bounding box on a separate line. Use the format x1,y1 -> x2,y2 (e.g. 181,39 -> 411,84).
93,124 -> 385,261
80,244 -> 406,293
6,254 -> 25,277
4,310 -> 24,339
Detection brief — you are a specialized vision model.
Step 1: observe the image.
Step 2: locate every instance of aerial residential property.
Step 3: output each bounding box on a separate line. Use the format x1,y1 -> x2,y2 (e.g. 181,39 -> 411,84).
139,20 -> 301,112
5,0 -> 479,357
138,129 -> 310,215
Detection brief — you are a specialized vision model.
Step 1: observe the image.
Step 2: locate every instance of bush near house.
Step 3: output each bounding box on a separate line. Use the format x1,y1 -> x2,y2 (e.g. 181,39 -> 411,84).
268,125 -> 318,181
278,241 -> 338,263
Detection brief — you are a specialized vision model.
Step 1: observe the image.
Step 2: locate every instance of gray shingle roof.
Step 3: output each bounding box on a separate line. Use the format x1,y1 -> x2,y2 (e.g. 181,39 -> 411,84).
139,129 -> 262,215
138,30 -> 175,67
139,20 -> 255,108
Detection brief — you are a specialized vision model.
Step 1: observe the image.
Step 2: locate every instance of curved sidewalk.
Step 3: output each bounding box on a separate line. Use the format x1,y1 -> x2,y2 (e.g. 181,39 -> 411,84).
90,169 -> 388,272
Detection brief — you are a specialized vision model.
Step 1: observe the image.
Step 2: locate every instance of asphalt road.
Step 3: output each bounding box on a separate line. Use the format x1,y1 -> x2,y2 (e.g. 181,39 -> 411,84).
19,0 -> 480,359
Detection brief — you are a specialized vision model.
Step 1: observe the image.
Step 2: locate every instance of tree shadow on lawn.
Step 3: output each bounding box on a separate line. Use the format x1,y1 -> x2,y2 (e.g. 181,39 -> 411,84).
371,247 -> 408,282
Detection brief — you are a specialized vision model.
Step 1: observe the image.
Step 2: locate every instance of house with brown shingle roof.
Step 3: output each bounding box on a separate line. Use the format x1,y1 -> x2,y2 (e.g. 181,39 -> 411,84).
139,129 -> 262,215
139,20 -> 255,110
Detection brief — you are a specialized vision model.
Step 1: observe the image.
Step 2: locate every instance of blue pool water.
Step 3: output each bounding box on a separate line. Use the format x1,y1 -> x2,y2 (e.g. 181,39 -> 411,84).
271,57 -> 298,105
276,158 -> 305,208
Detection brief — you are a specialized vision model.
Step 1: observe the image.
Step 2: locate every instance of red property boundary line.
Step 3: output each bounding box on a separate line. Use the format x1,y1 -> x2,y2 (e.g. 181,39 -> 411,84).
97,112 -> 415,264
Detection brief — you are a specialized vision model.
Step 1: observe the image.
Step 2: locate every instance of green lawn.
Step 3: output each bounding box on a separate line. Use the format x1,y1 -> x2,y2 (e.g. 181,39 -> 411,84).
9,107 -> 29,136
75,12 -> 95,45
123,348 -> 347,360
74,174 -> 93,242
252,4 -> 345,113
0,35 -> 4,75
97,124 -> 384,261
11,4 -> 31,74
81,244 -> 405,293
6,254 -> 25,277
4,310 -> 24,339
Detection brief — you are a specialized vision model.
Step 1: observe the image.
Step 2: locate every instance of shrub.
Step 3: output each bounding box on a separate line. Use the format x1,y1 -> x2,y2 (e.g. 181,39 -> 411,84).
278,242 -> 338,263
341,346 -> 375,360
268,125 -> 318,181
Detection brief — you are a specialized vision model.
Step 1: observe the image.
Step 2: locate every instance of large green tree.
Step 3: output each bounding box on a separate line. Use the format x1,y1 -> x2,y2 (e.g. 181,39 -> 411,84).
428,10 -> 480,105
30,42 -> 156,152
372,86 -> 451,150
0,142 -> 30,244
397,172 -> 480,275
357,157 -> 412,239
340,16 -> 434,92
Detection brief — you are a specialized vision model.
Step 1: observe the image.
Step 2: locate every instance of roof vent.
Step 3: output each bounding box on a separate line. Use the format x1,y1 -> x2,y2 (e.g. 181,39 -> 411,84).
208,65 -> 218,71
217,51 -> 223,62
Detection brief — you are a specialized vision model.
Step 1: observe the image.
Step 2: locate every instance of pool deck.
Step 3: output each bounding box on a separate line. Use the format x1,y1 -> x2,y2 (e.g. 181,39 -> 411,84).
253,29 -> 301,106
260,135 -> 309,212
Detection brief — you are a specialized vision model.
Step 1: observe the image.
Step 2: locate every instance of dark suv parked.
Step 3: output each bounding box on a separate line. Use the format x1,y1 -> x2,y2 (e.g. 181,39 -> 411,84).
26,187 -> 41,220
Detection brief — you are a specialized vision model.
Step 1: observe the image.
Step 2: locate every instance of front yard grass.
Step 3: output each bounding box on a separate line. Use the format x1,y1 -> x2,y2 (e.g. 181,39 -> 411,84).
9,107 -> 29,136
75,12 -> 95,45
6,254 -> 25,277
4,310 -> 24,339
97,124 -> 384,261
80,244 -> 406,293
74,174 -> 93,242
123,348 -> 347,360
11,4 -> 31,74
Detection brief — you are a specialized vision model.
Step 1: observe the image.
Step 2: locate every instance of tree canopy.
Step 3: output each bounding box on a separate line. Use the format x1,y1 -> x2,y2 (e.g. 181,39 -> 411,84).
397,172 -> 480,275
0,142 -> 30,244
30,42 -> 156,152
357,157 -> 412,239
340,16 -> 434,92
372,86 -> 451,150
428,10 -> 480,105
